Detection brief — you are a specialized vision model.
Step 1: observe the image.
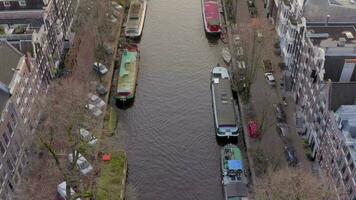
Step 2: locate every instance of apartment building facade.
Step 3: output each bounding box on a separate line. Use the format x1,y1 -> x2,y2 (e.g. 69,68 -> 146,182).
0,0 -> 79,199
275,0 -> 356,198
0,40 -> 42,199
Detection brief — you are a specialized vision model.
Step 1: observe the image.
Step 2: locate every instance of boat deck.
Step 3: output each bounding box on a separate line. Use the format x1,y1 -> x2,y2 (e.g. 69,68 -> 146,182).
221,145 -> 248,199
203,0 -> 220,23
117,50 -> 138,94
212,78 -> 237,127
126,1 -> 144,27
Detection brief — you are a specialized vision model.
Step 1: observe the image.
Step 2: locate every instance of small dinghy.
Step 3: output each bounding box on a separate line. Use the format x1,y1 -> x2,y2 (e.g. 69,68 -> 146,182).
222,47 -> 231,63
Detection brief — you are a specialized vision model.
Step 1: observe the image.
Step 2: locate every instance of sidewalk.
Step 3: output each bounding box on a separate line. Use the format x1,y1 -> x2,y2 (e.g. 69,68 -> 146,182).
223,0 -> 315,189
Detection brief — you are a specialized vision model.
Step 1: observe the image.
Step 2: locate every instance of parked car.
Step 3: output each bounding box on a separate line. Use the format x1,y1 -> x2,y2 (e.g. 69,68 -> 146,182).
93,62 -> 108,75
96,83 -> 108,96
274,103 -> 286,123
57,181 -> 81,200
264,72 -> 276,86
68,152 -> 93,175
276,123 -> 289,137
284,145 -> 298,166
248,121 -> 258,138
79,128 -> 98,146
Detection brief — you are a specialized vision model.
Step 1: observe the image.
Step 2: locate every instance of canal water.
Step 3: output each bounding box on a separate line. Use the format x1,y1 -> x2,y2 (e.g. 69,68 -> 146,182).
119,0 -> 224,199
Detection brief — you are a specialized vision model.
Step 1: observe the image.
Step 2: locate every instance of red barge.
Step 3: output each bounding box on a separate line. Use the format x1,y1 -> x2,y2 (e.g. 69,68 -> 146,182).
202,0 -> 221,35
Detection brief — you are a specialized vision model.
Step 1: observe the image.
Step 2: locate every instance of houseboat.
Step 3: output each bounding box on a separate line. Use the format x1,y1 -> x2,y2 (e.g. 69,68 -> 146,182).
125,0 -> 147,38
116,45 -> 139,103
201,0 -> 221,35
221,144 -> 249,200
211,65 -> 240,138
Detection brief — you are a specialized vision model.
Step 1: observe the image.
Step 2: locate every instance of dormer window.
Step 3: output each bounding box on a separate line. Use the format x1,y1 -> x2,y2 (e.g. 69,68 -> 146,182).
3,1 -> 10,7
19,0 -> 26,7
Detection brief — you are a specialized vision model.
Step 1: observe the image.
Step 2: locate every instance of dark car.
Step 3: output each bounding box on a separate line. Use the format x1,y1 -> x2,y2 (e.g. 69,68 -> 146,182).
284,145 -> 298,167
276,123 -> 289,136
96,83 -> 108,96
274,103 -> 286,123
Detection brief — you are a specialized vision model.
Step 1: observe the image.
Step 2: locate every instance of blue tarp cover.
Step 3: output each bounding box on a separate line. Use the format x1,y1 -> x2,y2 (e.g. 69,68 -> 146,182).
228,160 -> 242,170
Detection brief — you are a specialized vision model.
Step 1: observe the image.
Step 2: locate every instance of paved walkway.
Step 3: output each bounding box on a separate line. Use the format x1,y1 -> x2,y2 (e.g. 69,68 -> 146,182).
228,0 -> 315,185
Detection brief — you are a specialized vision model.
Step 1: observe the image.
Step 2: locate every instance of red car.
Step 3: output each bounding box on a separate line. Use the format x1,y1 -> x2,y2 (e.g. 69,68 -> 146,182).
248,121 -> 258,138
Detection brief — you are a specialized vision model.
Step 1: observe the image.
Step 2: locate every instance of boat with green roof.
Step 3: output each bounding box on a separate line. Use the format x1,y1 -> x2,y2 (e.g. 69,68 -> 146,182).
116,45 -> 139,103
221,144 -> 249,200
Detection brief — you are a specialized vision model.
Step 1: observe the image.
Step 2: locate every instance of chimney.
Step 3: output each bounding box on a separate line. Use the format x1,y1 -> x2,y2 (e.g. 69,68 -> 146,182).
338,38 -> 346,47
25,53 -> 31,72
326,14 -> 330,26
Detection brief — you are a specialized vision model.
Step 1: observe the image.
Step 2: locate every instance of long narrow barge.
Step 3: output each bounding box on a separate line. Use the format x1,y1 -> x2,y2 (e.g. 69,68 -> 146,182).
125,0 -> 147,38
201,0 -> 221,35
116,45 -> 139,103
211,65 -> 240,138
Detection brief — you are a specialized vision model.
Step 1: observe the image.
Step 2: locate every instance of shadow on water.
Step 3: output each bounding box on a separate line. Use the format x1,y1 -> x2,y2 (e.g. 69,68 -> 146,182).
116,99 -> 135,110
216,135 -> 239,146
205,33 -> 220,44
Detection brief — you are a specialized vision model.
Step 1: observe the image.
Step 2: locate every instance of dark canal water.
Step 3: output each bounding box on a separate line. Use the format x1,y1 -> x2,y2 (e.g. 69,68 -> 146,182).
119,0 -> 224,199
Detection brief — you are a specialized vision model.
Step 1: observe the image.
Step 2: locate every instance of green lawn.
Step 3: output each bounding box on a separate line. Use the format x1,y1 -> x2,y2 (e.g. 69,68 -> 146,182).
96,151 -> 127,200
104,106 -> 118,135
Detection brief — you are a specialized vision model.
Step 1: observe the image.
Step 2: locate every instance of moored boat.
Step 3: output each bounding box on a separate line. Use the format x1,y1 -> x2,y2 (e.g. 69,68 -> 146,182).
116,45 -> 139,103
125,0 -> 147,38
222,47 -> 231,63
221,144 -> 249,200
201,0 -> 221,35
211,65 -> 241,138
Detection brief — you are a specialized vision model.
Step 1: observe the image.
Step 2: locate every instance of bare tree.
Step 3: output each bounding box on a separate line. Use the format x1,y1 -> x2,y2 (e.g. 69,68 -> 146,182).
255,168 -> 337,200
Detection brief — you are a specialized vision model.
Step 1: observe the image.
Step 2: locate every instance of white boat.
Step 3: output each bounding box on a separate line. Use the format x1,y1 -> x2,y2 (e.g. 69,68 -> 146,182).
125,0 -> 147,38
222,47 -> 231,63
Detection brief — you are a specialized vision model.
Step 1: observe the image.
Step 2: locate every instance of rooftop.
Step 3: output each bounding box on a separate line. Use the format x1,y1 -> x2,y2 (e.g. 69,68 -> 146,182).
304,0 -> 356,23
0,17 -> 44,28
0,0 -> 45,11
335,105 -> 356,162
307,25 -> 356,47
0,40 -> 22,86
328,82 -> 356,111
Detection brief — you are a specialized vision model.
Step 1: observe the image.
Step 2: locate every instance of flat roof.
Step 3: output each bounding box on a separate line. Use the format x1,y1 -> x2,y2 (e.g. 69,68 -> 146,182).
0,0 -> 45,10
213,79 -> 237,126
307,25 -> 356,47
329,82 -> 356,111
304,0 -> 356,23
0,40 -> 22,86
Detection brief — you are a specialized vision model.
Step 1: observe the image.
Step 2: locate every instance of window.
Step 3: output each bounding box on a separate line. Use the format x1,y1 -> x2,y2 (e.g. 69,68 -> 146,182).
13,140 -> 20,153
345,174 -> 350,183
6,123 -> 13,135
347,153 -> 351,161
10,150 -> 17,164
8,181 -> 13,192
10,114 -> 16,125
0,143 -> 5,159
342,165 -> 346,174
2,133 -> 9,146
350,162 -> 355,171
6,159 -> 13,172
3,1 -> 10,7
0,170 -> 4,185
348,187 -> 353,195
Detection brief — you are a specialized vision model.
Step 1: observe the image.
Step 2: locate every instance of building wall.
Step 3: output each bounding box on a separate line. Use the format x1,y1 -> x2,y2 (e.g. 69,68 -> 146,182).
0,55 -> 42,199
0,97 -> 27,200
276,1 -> 356,199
